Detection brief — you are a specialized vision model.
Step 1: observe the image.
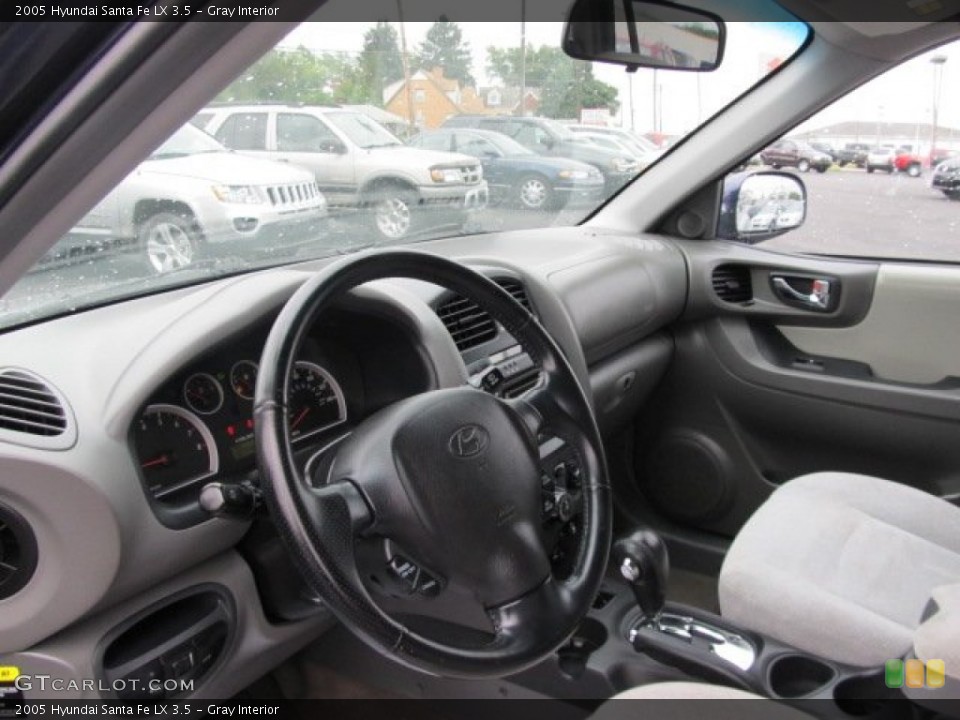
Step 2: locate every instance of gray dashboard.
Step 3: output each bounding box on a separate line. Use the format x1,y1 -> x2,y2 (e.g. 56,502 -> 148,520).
0,225 -> 687,696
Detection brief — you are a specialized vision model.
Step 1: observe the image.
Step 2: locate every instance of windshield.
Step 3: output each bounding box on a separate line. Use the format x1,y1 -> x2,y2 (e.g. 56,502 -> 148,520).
326,112 -> 404,149
1,17 -> 807,331
150,124 -> 226,159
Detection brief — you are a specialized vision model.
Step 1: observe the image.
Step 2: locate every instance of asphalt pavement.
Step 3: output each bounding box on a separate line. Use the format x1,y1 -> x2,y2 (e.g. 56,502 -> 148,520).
4,167 -> 958,325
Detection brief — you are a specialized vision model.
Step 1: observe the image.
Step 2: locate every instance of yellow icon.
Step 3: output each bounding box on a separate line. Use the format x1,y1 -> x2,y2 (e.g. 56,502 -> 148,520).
927,659 -> 946,689
905,659 -> 925,688
0,666 -> 19,683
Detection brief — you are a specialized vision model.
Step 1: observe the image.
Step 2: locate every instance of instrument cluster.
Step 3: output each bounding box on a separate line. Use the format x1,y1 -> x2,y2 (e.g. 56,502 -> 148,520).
131,329 -> 353,522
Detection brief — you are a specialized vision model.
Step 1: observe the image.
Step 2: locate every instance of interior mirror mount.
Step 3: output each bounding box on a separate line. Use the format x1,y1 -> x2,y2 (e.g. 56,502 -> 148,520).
718,171 -> 807,244
563,0 -> 726,72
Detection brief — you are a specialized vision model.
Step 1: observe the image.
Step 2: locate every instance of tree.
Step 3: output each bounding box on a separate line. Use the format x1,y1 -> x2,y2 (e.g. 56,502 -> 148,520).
415,18 -> 475,87
487,45 -> 619,119
216,47 -> 367,106
358,22 -> 404,105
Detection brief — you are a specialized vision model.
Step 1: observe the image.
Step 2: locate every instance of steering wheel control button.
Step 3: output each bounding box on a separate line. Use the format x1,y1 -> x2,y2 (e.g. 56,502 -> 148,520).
542,491 -> 557,518
557,493 -> 575,522
418,573 -> 442,597
388,555 -> 421,594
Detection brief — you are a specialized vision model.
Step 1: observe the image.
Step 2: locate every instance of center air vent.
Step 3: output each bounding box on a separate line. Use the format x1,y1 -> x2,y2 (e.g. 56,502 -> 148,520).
0,504 -> 38,600
497,279 -> 533,313
437,279 -> 532,353
712,265 -> 753,303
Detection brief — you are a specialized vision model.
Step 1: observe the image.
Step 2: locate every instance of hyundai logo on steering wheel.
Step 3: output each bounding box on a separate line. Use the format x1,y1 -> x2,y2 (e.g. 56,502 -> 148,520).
448,424 -> 489,459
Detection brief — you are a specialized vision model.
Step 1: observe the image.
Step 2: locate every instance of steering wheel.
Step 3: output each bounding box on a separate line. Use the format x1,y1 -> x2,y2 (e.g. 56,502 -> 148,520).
255,249 -> 611,678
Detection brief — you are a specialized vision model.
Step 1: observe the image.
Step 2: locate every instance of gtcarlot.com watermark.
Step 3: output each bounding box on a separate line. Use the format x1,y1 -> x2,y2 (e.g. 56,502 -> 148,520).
15,676 -> 194,695
0,667 -> 193,697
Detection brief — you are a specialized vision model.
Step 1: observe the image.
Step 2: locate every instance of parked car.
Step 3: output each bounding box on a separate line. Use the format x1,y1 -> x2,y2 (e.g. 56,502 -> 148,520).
760,139 -> 832,173
568,125 -> 664,164
573,132 -> 652,166
866,146 -> 897,173
198,105 -> 488,241
932,157 -> 960,199
441,115 -> 639,193
893,149 -> 923,177
809,142 -> 837,161
836,142 -> 871,167
40,124 -> 327,274
409,129 -> 604,211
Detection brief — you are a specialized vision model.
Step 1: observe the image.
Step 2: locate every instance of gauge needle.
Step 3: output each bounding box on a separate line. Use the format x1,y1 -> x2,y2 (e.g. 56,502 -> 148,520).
291,407 -> 310,430
141,454 -> 171,469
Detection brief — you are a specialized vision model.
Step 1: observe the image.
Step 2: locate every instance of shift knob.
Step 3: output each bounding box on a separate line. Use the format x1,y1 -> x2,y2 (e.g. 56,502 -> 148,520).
613,530 -> 670,620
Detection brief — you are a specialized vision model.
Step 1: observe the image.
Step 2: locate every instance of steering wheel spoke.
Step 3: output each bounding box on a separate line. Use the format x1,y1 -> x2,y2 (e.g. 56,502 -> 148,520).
488,576 -> 576,655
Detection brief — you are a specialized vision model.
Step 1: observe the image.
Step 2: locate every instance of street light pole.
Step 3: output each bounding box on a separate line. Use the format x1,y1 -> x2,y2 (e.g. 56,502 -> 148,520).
930,55 -> 948,166
519,0 -> 526,117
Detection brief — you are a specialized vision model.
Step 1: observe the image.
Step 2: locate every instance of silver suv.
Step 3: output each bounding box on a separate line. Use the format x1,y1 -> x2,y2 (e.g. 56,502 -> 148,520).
46,125 -> 328,274
197,105 -> 488,241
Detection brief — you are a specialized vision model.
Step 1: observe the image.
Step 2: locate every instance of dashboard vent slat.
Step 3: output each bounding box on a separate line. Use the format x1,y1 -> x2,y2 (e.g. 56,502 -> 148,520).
497,279 -> 532,312
0,370 -> 67,437
436,278 -> 532,353
712,265 -> 753,304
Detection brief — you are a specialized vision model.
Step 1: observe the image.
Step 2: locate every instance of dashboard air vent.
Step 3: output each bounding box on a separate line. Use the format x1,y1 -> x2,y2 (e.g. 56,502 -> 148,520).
437,294 -> 498,352
0,369 -> 67,436
712,265 -> 753,303
0,505 -> 38,600
437,279 -> 533,353
497,279 -> 533,313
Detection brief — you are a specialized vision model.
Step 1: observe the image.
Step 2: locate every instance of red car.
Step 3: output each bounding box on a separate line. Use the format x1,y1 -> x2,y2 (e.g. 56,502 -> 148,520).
894,149 -> 923,177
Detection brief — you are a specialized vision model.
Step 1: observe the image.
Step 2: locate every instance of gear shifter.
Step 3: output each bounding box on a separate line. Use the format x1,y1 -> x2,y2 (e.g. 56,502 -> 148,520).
613,530 -> 669,621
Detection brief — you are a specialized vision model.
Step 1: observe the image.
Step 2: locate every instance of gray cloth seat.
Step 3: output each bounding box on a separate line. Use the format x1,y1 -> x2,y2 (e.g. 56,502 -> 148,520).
591,682 -> 815,719
719,472 -> 960,667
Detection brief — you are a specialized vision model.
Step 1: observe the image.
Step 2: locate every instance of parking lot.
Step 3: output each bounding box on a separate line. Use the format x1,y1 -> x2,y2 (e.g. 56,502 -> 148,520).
3,166 -> 957,322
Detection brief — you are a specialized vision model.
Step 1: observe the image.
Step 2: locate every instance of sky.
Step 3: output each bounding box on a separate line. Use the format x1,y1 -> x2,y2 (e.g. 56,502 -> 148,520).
279,20 -> 959,139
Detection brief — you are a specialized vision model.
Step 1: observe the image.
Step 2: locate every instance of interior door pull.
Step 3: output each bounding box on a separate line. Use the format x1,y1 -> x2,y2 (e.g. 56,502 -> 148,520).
771,276 -> 833,312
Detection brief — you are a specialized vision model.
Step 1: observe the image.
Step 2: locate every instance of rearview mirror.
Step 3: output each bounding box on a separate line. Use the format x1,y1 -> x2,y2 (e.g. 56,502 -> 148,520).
719,172 -> 807,244
564,0 -> 725,71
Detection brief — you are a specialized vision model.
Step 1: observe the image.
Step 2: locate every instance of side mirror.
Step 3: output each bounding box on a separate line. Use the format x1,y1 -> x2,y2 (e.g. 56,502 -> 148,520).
563,0 -> 725,72
719,171 -> 807,244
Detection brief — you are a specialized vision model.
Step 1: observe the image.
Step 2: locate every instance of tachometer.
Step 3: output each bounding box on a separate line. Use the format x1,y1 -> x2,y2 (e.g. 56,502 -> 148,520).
287,361 -> 346,442
183,372 -> 224,415
230,360 -> 258,400
133,405 -> 218,499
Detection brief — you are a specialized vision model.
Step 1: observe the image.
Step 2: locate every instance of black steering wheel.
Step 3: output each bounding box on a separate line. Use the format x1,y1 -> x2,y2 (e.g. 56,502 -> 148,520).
255,249 -> 611,678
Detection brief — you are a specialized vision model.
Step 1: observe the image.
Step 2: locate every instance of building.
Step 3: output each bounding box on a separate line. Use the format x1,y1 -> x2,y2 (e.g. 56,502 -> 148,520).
383,67 -> 540,130
797,120 -> 960,156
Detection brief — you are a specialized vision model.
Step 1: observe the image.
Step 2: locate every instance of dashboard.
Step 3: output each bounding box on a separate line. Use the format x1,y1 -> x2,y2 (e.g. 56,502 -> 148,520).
0,226 -> 686,698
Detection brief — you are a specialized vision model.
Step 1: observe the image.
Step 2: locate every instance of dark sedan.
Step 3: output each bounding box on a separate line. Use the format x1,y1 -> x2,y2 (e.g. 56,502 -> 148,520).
932,158 -> 960,200
413,128 -> 607,211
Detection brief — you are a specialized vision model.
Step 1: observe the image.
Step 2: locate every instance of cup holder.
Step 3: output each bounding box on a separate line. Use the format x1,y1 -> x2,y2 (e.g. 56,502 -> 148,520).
768,654 -> 836,698
557,617 -> 608,680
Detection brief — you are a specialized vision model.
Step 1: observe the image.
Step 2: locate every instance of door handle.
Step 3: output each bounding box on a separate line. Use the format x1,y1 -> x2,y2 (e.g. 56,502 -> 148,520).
771,275 -> 835,312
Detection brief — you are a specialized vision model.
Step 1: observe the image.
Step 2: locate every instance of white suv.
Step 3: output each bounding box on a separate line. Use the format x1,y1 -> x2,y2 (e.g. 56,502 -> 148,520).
45,125 -> 328,275
197,105 -> 488,241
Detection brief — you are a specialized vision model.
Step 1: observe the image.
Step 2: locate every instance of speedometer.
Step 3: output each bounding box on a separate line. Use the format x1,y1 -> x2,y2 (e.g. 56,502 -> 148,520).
133,405 -> 218,499
287,361 -> 346,442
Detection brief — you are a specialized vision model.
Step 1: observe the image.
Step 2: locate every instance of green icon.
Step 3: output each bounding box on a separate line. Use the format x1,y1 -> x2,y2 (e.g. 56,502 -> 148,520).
885,659 -> 905,688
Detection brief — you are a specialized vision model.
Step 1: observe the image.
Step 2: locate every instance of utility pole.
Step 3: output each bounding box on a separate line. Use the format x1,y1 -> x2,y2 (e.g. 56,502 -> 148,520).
652,69 -> 658,132
396,1 -> 415,132
519,0 -> 526,117
930,55 -> 948,166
